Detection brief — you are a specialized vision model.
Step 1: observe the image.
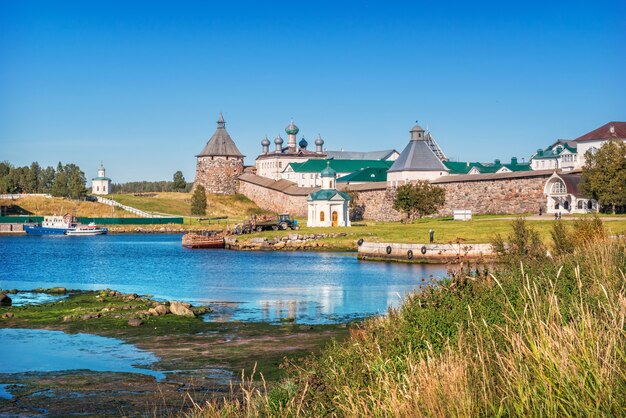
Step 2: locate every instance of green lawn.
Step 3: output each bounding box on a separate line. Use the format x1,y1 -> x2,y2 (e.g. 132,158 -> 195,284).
237,216 -> 626,250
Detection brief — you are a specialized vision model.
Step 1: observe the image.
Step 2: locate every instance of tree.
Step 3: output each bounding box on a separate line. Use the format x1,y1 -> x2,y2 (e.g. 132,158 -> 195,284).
581,140 -> 626,213
39,166 -> 56,193
27,162 -> 41,193
65,164 -> 87,198
191,185 -> 207,216
392,181 -> 446,221
172,171 -> 186,191
51,162 -> 69,197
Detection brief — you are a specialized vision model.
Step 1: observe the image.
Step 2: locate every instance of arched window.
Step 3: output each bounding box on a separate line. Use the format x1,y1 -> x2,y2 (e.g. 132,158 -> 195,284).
320,211 -> 325,222
564,201 -> 570,210
550,180 -> 567,195
577,200 -> 584,209
555,202 -> 560,210
587,200 -> 594,210
589,147 -> 598,155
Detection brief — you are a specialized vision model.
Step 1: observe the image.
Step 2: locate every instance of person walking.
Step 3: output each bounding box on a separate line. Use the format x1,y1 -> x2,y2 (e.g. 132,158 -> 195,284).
429,229 -> 434,244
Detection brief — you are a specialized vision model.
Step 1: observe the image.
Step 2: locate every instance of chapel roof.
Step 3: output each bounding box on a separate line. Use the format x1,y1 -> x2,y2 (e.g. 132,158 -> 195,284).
308,189 -> 351,201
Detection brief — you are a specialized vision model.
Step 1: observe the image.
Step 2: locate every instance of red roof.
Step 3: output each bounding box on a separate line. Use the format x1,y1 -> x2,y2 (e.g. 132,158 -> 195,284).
574,121 -> 626,142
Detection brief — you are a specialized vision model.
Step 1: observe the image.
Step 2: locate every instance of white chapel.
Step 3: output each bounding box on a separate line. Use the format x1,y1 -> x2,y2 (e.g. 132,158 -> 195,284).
307,162 -> 351,227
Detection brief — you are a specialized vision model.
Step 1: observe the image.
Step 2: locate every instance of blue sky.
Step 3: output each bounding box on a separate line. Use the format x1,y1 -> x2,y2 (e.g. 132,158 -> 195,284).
1,1 -> 624,182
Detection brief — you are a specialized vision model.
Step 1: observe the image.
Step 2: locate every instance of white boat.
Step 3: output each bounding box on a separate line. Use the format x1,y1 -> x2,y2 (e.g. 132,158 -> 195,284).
65,222 -> 108,236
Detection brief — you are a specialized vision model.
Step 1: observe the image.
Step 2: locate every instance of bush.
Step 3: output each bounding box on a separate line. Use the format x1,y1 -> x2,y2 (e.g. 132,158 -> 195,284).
491,216 -> 546,261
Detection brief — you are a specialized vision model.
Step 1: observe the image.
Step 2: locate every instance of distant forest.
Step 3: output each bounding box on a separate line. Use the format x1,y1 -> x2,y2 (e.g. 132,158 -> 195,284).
110,181 -> 193,194
0,161 -> 87,198
0,161 -> 193,196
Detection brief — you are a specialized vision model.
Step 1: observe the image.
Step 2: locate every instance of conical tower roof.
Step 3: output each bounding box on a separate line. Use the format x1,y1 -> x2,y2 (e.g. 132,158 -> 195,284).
388,130 -> 448,173
197,113 -> 245,158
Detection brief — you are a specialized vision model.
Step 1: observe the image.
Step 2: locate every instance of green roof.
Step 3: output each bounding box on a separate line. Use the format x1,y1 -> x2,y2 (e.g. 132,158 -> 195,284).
443,161 -> 482,175
308,189 -> 351,201
337,167 -> 388,183
289,159 -> 393,174
533,142 -> 577,160
92,176 -> 111,181
444,161 -> 532,174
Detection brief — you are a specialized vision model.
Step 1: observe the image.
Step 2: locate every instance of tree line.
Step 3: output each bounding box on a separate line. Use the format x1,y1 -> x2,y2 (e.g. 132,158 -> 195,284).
0,161 -> 87,198
110,171 -> 191,193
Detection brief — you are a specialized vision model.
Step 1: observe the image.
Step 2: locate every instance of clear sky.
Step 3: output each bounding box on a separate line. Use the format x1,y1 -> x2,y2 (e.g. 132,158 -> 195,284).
1,0 -> 624,182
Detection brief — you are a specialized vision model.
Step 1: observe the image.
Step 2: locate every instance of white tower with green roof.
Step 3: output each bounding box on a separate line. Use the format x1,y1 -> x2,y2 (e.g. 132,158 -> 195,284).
91,163 -> 111,195
307,162 -> 351,227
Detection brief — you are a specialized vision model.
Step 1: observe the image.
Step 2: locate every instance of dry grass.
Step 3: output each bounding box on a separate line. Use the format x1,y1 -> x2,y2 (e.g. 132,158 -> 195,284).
188,237 -> 626,417
0,196 -> 134,217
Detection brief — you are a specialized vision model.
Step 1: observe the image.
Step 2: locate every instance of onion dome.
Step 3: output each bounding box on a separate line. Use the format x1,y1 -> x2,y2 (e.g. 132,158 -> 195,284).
285,120 -> 299,135
261,136 -> 271,146
314,134 -> 324,146
299,137 -> 308,148
274,134 -> 284,145
320,161 -> 336,178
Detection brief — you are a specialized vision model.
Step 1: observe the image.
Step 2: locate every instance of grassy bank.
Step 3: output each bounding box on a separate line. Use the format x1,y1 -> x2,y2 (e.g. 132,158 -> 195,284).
107,192 -> 269,219
194,222 -> 626,416
230,216 -> 626,251
0,195 -> 135,217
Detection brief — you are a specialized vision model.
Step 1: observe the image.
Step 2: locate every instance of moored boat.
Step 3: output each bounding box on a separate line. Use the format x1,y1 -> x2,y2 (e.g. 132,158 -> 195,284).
24,215 -> 75,235
182,232 -> 225,249
24,215 -> 107,236
65,222 -> 108,236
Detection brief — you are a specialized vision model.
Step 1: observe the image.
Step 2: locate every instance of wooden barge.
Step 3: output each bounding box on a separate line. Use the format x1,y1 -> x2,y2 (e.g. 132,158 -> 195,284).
182,232 -> 225,249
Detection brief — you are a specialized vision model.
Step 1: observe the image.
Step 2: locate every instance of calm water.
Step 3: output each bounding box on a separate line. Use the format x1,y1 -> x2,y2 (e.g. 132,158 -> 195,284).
0,328 -> 163,380
0,234 -> 448,323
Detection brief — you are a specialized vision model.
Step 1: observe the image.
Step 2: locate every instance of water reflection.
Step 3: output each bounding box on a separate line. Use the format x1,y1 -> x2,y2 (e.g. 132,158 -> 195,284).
0,234 -> 449,324
0,329 -> 164,380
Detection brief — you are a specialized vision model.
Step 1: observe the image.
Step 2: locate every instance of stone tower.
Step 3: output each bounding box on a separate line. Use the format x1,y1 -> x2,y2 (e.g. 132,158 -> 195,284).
194,113 -> 245,195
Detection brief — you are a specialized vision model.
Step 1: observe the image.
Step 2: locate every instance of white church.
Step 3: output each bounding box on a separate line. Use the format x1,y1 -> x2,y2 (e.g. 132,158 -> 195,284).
91,163 -> 112,195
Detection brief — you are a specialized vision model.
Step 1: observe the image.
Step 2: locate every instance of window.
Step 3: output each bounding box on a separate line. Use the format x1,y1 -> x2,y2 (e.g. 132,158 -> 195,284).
564,201 -> 570,210
587,200 -> 594,210
555,202 -> 560,210
589,147 -> 599,155
96,186 -> 99,191
577,200 -> 584,209
550,180 -> 567,194
329,181 -> 333,188
320,211 -> 325,222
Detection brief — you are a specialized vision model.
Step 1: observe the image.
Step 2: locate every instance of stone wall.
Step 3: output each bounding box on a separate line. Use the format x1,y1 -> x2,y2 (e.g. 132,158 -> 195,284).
351,188 -> 403,221
238,178 -> 308,215
238,171 -> 552,220
194,156 -> 244,195
435,174 -> 549,216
